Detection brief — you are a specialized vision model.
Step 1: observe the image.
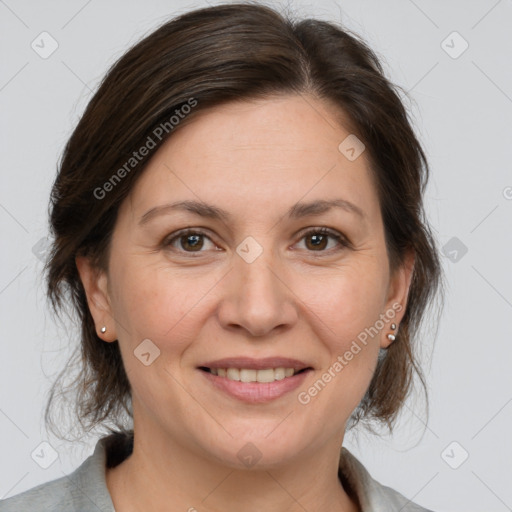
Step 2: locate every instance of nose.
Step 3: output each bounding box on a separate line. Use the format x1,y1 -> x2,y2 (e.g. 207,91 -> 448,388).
216,250 -> 298,338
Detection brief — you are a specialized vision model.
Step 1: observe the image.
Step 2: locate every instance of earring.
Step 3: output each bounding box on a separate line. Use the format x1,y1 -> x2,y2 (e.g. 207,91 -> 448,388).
100,326 -> 107,333
387,323 -> 397,342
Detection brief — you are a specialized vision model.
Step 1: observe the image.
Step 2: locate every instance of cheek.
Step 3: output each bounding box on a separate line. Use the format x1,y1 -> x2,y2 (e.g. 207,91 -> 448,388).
108,264 -> 200,408
293,263 -> 386,410
301,261 -> 387,348
110,261 -> 215,351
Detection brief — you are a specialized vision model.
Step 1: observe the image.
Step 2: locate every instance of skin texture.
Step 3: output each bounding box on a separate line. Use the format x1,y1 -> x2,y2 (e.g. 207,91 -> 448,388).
76,94 -> 414,512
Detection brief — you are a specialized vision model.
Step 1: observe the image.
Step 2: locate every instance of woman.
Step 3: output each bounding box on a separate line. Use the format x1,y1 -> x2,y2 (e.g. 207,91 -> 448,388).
0,2 -> 442,511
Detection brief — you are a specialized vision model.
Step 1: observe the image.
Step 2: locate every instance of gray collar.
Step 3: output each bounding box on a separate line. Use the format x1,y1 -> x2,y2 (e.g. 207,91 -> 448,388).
1,432 -> 432,511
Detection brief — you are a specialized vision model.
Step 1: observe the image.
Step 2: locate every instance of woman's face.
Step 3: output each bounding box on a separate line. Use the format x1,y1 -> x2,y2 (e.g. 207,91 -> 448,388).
78,94 -> 413,467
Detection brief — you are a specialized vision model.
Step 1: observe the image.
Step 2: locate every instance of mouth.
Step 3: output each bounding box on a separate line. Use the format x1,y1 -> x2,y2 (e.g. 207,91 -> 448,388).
198,366 -> 310,382
197,357 -> 313,403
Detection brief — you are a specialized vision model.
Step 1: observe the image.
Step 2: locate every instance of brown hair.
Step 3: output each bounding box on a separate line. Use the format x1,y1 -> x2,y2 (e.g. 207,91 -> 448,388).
44,1 -> 443,441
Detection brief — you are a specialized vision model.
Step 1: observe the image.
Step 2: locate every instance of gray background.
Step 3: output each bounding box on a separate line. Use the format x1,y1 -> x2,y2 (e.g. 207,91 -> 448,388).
1,0 -> 511,510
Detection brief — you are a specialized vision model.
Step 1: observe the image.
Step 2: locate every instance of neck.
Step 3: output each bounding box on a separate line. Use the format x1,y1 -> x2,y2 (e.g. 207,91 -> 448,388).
105,429 -> 359,512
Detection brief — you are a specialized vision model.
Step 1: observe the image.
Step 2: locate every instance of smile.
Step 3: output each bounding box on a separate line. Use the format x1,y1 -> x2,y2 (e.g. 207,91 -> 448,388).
200,367 -> 307,382
198,363 -> 313,403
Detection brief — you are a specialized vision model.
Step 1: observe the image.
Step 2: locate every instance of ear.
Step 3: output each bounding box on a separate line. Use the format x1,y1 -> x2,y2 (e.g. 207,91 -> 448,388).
75,255 -> 117,342
380,249 -> 415,349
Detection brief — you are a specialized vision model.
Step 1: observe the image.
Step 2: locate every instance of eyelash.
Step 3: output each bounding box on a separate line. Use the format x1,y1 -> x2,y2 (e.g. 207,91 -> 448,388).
162,227 -> 351,256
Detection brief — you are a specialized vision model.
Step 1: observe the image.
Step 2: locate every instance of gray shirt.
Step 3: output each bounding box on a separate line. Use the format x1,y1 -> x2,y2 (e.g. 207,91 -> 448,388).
0,432 -> 433,511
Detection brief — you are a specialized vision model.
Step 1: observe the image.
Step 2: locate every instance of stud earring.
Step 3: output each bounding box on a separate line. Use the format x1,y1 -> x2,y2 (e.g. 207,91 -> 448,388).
387,323 -> 398,342
100,326 -> 107,333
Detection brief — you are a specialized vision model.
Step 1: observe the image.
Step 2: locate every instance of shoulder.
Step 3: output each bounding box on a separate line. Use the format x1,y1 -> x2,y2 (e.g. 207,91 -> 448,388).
0,472 -> 80,512
0,435 -> 121,512
339,448 -> 436,512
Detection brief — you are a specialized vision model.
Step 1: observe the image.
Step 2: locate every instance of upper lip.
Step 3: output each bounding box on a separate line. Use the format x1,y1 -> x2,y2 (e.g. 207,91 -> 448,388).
198,357 -> 312,371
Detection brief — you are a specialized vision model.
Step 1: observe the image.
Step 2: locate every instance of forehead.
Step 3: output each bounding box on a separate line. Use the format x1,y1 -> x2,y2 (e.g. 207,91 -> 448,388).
123,94 -> 380,224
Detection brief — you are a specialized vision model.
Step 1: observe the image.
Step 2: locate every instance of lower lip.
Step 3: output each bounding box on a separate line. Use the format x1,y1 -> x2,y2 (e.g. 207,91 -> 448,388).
199,369 -> 312,403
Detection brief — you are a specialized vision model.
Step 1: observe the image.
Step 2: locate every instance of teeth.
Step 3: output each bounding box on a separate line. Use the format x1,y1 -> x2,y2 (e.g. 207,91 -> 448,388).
274,367 -> 285,380
209,367 -> 302,382
226,368 -> 240,381
254,369 -> 275,383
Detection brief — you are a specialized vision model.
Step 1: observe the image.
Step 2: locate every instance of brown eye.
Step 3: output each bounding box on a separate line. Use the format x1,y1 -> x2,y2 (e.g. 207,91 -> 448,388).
305,232 -> 329,251
298,228 -> 349,253
164,229 -> 217,254
178,233 -> 204,251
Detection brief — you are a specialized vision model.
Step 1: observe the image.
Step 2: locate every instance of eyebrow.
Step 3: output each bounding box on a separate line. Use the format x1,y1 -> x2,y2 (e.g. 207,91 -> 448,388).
138,198 -> 365,226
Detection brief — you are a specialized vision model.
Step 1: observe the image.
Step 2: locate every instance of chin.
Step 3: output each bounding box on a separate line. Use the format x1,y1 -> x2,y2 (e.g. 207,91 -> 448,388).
195,423 -> 309,470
